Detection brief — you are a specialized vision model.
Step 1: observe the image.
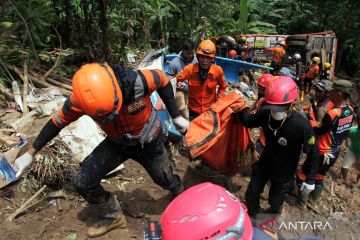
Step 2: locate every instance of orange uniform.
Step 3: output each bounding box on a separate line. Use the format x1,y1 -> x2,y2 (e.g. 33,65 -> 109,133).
176,63 -> 227,115
267,47 -> 286,62
305,64 -> 319,79
315,107 -> 353,155
52,68 -> 173,141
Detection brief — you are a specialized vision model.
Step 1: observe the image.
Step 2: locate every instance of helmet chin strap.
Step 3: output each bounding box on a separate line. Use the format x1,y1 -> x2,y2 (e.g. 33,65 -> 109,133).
100,64 -> 120,123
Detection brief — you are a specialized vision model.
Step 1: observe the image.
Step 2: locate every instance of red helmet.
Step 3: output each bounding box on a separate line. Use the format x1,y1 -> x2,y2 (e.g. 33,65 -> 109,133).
72,63 -> 122,121
160,182 -> 253,240
229,50 -> 237,58
257,73 -> 273,88
265,76 -> 299,105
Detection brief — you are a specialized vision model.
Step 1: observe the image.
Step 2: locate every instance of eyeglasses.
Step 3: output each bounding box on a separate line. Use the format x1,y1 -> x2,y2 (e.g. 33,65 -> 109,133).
197,47 -> 216,55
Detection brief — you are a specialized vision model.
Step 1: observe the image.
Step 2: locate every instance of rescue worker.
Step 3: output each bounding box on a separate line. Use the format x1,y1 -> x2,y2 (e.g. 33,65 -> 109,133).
266,40 -> 286,75
304,56 -> 320,95
252,73 -> 273,157
308,79 -> 334,123
237,76 -> 319,216
175,40 -> 227,121
297,80 -> 353,207
13,63 -> 189,237
340,107 -> 360,186
166,39 -> 197,119
293,53 -> 303,88
234,35 -> 252,62
320,62 -> 331,80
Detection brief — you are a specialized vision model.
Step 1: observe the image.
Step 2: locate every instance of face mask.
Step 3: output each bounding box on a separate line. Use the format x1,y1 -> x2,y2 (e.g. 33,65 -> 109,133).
271,110 -> 287,120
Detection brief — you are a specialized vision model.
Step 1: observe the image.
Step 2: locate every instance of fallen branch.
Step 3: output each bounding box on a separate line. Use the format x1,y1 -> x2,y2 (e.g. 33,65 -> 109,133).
307,203 -> 323,216
0,57 -> 16,82
34,67 -> 72,85
43,26 -> 62,79
6,185 -> 47,222
0,83 -> 14,101
6,63 -> 71,96
20,189 -> 66,213
29,70 -> 72,91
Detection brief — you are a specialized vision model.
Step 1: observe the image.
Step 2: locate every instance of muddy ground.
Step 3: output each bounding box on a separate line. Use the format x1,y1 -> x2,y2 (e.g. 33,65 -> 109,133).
0,77 -> 360,240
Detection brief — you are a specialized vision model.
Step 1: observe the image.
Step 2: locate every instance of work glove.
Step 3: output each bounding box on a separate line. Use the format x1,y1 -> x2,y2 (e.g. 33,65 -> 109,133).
13,152 -> 34,178
323,153 -> 335,165
300,182 -> 315,193
172,116 -> 189,134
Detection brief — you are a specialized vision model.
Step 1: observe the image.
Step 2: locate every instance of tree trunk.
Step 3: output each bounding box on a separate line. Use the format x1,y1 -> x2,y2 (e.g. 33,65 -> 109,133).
160,20 -> 165,47
63,0 -> 78,48
81,0 -> 95,60
141,6 -> 150,45
98,0 -> 112,64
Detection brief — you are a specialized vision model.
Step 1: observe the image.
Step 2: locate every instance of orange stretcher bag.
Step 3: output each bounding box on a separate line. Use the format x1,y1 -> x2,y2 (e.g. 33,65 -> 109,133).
185,91 -> 254,176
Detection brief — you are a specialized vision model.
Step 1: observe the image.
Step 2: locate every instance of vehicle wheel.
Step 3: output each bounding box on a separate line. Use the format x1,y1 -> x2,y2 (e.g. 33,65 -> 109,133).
286,35 -> 308,42
306,49 -> 321,64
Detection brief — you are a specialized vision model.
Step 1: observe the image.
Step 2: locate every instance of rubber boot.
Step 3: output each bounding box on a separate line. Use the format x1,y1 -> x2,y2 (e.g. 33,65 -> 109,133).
87,194 -> 127,238
298,190 -> 310,208
309,186 -> 323,202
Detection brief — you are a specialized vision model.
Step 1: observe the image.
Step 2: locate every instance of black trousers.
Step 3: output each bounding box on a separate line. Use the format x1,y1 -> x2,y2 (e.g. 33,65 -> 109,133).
73,133 -> 182,204
245,162 -> 291,216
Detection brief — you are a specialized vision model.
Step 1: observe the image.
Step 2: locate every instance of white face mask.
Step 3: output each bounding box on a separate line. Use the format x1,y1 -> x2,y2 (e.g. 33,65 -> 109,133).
271,110 -> 288,120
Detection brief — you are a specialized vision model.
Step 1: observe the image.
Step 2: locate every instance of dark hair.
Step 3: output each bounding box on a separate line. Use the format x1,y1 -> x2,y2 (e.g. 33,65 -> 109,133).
182,39 -> 195,51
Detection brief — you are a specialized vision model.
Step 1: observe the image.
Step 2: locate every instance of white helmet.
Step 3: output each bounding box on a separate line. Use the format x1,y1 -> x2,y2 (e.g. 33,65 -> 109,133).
293,53 -> 301,61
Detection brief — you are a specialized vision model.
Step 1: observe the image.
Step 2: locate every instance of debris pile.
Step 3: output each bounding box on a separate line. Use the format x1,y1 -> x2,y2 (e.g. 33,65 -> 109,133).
28,138 -> 75,189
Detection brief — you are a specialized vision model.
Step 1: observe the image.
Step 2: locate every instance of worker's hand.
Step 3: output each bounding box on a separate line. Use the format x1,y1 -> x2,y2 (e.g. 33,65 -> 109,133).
13,152 -> 34,178
323,153 -> 335,165
173,116 -> 189,133
300,182 -> 315,193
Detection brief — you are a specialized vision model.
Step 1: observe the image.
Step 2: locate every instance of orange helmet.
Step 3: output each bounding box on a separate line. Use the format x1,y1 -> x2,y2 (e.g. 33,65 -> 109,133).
229,50 -> 237,58
196,40 -> 216,58
72,63 -> 122,122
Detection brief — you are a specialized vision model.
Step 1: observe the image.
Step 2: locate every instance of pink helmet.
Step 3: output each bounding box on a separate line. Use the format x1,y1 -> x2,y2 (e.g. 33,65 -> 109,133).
265,76 -> 299,105
257,73 -> 273,88
160,182 -> 253,240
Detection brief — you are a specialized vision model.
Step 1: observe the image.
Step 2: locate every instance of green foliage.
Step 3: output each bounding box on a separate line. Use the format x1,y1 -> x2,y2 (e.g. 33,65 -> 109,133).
238,0 -> 249,33
0,0 -> 359,77
10,0 -> 58,47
